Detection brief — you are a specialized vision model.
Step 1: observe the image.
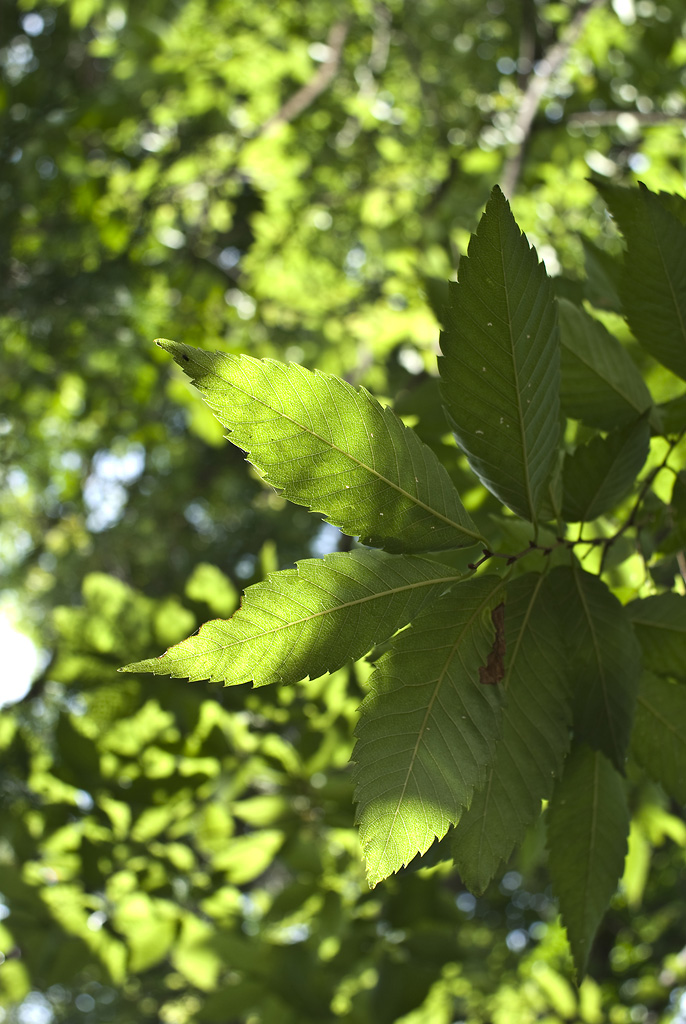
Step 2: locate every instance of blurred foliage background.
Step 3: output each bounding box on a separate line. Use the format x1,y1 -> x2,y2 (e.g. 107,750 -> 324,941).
1,0 -> 686,1020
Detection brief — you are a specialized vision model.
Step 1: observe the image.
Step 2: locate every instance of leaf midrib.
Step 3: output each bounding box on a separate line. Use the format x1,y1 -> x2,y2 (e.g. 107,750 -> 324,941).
573,433 -> 633,520
630,616 -> 686,633
566,342 -> 647,415
573,565 -> 620,761
637,692 -> 686,744
204,361 -> 485,543
374,578 -> 506,871
583,751 -> 602,932
173,573 -> 464,662
497,224 -> 536,523
646,203 -> 686,350
469,573 -> 550,876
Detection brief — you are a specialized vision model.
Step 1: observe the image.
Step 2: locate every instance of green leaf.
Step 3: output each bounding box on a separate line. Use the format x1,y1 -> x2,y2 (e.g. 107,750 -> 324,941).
112,894 -> 178,973
627,593 -> 686,679
159,341 -> 482,553
657,471 -> 686,556
121,549 -> 460,686
420,275 -> 451,329
581,237 -> 623,313
212,830 -> 284,883
353,574 -> 506,887
185,563 -> 239,617
558,299 -> 653,431
657,393 -> 686,434
595,182 -> 686,381
561,414 -> 650,522
438,185 -> 560,523
631,672 -> 686,803
653,189 -> 686,226
450,570 -> 572,893
547,744 -> 630,979
549,564 -> 641,770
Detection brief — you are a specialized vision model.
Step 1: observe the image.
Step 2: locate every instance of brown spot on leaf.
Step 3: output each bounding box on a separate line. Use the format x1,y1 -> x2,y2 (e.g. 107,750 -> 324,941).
479,602 -> 506,684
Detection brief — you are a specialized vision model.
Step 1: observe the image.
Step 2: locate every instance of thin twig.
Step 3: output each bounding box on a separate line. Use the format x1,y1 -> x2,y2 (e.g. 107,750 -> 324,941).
501,0 -> 606,197
469,430 -> 686,576
260,22 -> 349,133
567,109 -> 686,126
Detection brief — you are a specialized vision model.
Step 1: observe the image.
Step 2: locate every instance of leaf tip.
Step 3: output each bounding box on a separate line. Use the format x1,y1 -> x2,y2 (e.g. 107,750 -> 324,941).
119,658 -> 157,675
155,338 -> 186,360
155,338 -> 202,371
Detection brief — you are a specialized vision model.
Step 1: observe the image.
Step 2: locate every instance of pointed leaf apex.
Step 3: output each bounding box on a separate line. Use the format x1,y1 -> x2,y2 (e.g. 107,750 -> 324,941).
155,338 -> 190,360
119,658 -> 161,674
155,339 -> 230,383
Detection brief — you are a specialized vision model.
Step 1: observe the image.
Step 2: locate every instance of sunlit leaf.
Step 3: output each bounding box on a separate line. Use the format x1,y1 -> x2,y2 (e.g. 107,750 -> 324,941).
111,894 -> 178,973
212,830 -> 284,883
159,340 -> 483,553
354,574 -> 506,887
122,550 -> 461,685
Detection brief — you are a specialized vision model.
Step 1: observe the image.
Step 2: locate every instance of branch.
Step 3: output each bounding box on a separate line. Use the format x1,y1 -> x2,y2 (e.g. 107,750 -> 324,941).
501,0 -> 605,197
567,109 -> 686,126
260,21 -> 349,133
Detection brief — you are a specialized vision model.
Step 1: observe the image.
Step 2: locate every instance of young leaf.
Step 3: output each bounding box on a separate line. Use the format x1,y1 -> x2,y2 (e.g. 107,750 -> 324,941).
438,185 -> 560,523
158,341 -> 483,553
631,672 -> 686,803
595,181 -> 686,381
549,564 -> 641,771
627,593 -> 686,679
561,414 -> 650,523
121,550 -> 461,686
547,744 -> 630,979
450,570 -> 572,893
558,299 -> 653,431
353,574 -> 506,887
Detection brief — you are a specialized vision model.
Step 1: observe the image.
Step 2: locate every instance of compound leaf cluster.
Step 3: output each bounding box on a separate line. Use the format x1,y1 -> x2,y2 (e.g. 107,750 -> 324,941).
123,183 -> 686,978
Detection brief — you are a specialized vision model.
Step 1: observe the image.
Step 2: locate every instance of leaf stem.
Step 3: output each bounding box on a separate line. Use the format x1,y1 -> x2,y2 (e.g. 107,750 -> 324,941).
469,430 -> 686,574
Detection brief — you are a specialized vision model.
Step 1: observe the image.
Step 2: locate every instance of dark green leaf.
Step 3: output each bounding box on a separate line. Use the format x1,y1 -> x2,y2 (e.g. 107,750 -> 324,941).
549,564 -> 641,770
561,414 -> 650,522
653,189 -> 686,226
450,571 -> 572,893
558,299 -> 653,431
160,341 -> 483,553
658,471 -> 686,555
438,185 -> 560,523
582,237 -> 623,313
627,592 -> 686,679
596,181 -> 686,381
354,574 -> 506,886
547,744 -> 630,979
420,275 -> 451,329
122,550 -> 462,685
656,393 -> 686,434
631,672 -> 686,803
